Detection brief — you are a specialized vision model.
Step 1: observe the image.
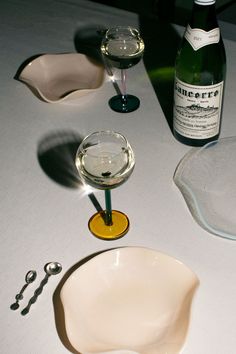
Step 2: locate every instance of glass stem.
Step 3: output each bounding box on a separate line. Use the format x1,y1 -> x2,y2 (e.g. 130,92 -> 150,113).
104,189 -> 113,226
121,69 -> 127,105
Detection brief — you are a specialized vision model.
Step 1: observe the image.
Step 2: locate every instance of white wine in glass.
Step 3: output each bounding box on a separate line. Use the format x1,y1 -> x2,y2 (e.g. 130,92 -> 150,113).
75,131 -> 135,240
101,26 -> 145,113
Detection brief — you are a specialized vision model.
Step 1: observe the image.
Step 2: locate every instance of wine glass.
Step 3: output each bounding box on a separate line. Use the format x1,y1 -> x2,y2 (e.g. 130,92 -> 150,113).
101,26 -> 145,113
75,131 -> 135,240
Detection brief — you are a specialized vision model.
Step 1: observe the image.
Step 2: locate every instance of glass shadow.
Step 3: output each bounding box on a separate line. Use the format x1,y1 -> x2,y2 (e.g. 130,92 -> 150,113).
37,130 -> 103,213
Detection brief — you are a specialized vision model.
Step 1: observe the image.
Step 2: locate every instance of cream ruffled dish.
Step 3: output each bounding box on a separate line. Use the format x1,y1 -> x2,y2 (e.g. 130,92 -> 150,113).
18,53 -> 105,103
60,247 -> 199,354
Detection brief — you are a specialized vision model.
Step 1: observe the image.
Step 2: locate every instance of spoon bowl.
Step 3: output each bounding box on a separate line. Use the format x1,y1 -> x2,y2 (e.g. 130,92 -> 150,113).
26,270 -> 37,284
45,262 -> 62,276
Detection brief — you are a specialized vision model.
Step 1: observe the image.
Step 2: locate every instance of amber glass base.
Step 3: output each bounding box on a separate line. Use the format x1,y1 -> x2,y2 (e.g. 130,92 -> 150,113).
88,210 -> 129,240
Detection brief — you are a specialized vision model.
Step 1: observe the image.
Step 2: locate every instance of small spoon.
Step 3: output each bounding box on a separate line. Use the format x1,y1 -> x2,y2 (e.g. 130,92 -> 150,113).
10,270 -> 37,310
21,262 -> 62,316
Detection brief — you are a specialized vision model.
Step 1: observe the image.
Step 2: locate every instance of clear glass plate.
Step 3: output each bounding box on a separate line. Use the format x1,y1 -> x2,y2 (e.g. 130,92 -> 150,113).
174,137 -> 236,240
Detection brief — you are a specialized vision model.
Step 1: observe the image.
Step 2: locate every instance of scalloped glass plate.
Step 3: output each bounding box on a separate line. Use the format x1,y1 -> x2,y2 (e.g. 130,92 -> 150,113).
60,247 -> 199,354
18,53 -> 105,103
174,136 -> 236,240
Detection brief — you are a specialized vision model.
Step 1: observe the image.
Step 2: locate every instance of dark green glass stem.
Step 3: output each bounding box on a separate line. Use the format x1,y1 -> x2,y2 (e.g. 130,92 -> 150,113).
121,69 -> 128,105
104,189 -> 113,226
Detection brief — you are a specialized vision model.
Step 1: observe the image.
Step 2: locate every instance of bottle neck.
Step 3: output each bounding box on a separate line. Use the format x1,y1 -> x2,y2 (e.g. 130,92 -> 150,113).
190,2 -> 218,30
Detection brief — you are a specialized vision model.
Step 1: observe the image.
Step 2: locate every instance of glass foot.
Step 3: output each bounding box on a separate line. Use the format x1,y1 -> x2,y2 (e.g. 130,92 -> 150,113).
109,94 -> 140,113
88,210 -> 130,240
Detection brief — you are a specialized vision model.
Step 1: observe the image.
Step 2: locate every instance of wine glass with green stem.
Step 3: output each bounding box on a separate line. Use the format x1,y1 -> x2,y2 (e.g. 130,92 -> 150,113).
75,131 -> 135,240
101,26 -> 145,113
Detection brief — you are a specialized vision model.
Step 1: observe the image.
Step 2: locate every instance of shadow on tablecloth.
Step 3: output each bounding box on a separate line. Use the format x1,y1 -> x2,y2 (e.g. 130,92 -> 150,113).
139,15 -> 181,133
37,130 -> 104,212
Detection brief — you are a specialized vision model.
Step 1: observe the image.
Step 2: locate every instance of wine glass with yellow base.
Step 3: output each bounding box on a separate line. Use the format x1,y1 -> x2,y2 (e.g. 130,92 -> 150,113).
75,131 -> 135,240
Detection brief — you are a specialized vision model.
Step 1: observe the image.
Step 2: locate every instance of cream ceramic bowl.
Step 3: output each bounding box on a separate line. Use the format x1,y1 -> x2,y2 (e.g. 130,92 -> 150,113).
60,247 -> 199,354
18,53 -> 105,103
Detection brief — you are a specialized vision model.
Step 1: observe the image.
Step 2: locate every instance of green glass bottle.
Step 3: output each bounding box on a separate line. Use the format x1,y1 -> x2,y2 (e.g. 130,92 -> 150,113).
173,0 -> 226,147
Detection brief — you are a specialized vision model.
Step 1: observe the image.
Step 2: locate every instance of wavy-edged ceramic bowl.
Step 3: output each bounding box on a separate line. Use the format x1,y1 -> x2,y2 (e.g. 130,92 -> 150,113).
18,53 -> 105,103
174,137 -> 236,240
60,247 -> 199,354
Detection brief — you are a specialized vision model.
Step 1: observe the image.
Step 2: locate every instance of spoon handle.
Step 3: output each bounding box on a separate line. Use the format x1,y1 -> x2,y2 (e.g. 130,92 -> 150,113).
10,283 -> 29,310
21,275 -> 49,316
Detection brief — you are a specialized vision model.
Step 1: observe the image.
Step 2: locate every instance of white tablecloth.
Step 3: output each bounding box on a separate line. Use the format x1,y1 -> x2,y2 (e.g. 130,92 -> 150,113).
1,1 -> 236,353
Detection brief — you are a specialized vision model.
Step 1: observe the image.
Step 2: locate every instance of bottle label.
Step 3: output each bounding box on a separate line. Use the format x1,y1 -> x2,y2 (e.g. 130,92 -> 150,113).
184,25 -> 220,50
174,78 -> 224,140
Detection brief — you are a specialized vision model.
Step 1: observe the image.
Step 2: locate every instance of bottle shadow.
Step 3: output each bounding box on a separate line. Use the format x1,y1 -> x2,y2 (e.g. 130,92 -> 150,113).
138,15 -> 181,133
37,130 -> 103,213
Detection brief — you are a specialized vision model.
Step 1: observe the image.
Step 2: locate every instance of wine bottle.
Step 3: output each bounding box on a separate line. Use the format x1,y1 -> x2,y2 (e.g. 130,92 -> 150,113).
173,0 -> 226,147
